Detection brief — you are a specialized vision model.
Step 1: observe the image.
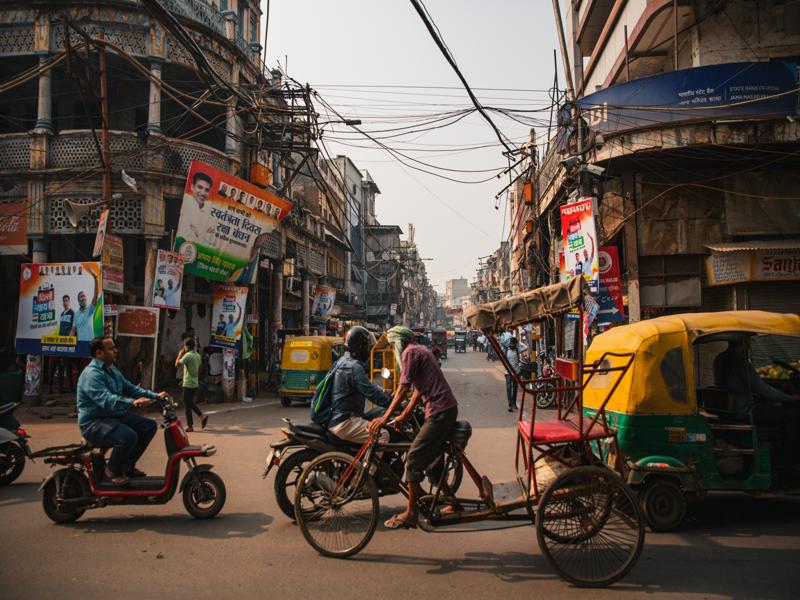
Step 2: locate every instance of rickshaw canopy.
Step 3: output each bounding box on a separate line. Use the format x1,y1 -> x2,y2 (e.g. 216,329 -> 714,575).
584,311 -> 800,416
465,278 -> 586,334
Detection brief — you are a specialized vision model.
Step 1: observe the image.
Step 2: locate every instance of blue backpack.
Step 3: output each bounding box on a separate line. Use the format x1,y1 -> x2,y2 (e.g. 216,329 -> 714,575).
309,359 -> 341,425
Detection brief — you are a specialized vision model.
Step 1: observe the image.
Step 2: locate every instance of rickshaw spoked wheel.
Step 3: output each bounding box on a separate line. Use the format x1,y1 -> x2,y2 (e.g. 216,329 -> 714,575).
639,478 -> 686,532
536,465 -> 645,587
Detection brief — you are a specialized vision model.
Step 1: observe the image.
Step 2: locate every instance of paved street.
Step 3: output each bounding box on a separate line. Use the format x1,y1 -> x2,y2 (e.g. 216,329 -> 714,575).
2,350 -> 799,600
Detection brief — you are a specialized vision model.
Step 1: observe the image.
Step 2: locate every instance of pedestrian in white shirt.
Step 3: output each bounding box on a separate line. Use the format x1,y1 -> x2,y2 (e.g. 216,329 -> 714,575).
505,337 -> 528,412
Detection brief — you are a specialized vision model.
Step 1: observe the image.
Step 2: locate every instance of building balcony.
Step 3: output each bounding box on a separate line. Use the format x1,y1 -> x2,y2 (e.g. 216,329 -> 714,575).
162,0 -> 227,39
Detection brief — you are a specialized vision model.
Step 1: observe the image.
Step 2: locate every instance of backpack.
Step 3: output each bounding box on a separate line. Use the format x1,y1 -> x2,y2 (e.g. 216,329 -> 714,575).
309,359 -> 341,425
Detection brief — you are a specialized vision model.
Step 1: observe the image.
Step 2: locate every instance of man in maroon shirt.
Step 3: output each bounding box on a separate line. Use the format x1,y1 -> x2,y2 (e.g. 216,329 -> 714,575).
369,326 -> 458,529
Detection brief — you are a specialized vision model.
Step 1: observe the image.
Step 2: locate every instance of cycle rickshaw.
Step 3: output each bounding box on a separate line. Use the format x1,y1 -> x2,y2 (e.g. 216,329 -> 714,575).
292,278 -> 645,587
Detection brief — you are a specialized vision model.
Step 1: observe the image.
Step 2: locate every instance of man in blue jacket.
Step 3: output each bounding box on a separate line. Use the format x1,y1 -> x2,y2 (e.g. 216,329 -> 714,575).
77,337 -> 167,484
327,326 -> 392,447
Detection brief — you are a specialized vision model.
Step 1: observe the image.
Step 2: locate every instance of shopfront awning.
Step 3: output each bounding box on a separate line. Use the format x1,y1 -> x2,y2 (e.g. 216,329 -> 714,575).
705,240 -> 800,253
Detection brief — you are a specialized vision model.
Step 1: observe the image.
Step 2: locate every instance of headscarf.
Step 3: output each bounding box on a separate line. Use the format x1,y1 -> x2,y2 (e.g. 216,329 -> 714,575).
386,326 -> 415,371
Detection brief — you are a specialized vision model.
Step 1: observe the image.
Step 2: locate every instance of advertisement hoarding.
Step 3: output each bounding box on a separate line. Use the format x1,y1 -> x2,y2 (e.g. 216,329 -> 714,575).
597,246 -> 625,323
210,284 -> 248,348
560,198 -> 599,293
174,160 -> 292,284
101,233 -> 124,294
311,284 -> 336,320
15,262 -> 104,356
152,250 -> 185,309
0,200 -> 27,255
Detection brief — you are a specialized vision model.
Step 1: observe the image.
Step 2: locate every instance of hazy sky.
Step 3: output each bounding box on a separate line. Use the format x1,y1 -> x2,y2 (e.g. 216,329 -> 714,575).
266,1 -> 562,292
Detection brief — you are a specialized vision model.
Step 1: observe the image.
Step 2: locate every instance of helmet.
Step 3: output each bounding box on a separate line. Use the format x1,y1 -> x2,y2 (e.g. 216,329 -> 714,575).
345,326 -> 376,360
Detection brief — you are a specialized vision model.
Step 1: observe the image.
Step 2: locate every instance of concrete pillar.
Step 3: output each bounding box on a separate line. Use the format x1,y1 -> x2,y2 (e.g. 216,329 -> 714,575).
301,270 -> 310,335
271,259 -> 283,330
31,238 -> 47,263
622,173 -> 641,322
225,98 -> 238,158
146,59 -> 163,134
34,54 -> 52,133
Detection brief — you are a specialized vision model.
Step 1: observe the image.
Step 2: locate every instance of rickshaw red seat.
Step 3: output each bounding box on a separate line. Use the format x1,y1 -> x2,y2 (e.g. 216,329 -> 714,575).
517,419 -> 610,443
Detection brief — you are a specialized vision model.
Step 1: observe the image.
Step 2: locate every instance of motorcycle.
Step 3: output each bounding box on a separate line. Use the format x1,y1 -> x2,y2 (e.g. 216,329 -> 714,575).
530,353 -> 557,409
33,395 -> 225,524
263,402 -> 463,520
0,402 -> 31,486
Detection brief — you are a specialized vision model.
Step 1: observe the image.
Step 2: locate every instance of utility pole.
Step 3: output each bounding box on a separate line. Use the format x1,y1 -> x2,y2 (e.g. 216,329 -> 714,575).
97,30 -> 112,215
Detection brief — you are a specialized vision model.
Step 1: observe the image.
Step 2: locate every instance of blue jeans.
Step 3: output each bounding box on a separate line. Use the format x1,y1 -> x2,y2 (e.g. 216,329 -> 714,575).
505,374 -> 518,409
81,413 -> 158,476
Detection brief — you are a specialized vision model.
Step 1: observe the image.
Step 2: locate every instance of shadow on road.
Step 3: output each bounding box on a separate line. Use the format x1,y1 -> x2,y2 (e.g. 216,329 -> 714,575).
63,511 -> 273,539
0,482 -> 41,508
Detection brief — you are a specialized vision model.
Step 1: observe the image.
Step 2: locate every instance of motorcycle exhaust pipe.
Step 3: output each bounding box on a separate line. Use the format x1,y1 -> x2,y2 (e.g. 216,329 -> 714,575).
306,471 -> 336,494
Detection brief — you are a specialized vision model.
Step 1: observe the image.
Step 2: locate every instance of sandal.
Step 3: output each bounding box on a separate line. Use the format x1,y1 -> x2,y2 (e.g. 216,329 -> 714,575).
384,514 -> 417,529
201,415 -> 208,429
104,468 -> 129,485
127,468 -> 147,478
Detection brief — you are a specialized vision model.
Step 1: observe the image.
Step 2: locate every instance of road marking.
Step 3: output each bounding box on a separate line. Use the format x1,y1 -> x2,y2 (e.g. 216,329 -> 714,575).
204,400 -> 280,416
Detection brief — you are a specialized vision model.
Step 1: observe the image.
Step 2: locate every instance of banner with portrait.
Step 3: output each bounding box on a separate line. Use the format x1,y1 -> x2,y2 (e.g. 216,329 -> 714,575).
311,284 -> 336,320
15,262 -> 104,357
152,250 -> 185,309
560,198 -> 599,293
210,284 -> 248,349
174,160 -> 292,284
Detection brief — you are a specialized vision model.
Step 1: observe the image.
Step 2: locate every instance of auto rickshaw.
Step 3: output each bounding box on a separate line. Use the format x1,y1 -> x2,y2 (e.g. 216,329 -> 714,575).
454,330 -> 467,353
583,311 -> 800,531
369,332 -> 398,396
432,328 -> 448,360
279,336 -> 344,406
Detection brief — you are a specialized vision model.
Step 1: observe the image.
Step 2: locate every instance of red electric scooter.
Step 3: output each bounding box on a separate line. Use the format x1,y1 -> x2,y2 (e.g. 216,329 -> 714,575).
34,395 -> 225,523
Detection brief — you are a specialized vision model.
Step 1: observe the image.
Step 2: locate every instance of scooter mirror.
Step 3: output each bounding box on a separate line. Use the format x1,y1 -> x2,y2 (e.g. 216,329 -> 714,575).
381,368 -> 392,380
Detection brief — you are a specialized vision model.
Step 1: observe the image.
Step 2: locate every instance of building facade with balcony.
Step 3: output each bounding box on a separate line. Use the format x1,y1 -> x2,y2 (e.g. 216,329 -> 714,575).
531,0 -> 800,324
0,0 -> 294,380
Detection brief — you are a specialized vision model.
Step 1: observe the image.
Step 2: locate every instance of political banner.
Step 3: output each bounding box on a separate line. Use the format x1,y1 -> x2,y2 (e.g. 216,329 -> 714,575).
101,233 -> 124,294
0,200 -> 27,255
93,207 -> 110,258
560,198 -> 599,293
210,284 -> 248,348
15,262 -> 103,356
597,246 -> 625,323
152,250 -> 184,309
311,284 -> 336,320
174,160 -> 292,284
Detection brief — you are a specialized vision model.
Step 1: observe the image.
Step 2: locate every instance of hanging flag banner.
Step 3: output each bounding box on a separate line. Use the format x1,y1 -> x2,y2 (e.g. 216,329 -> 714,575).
210,283 -> 248,348
152,250 -> 185,309
15,262 -> 104,356
311,284 -> 336,320
0,200 -> 27,255
101,233 -> 124,294
560,198 -> 599,293
597,246 -> 625,322
93,207 -> 110,258
174,160 -> 293,284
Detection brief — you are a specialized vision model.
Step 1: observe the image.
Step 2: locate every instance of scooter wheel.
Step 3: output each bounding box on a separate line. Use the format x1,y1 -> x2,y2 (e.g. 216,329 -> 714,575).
0,441 -> 25,486
183,470 -> 226,519
42,470 -> 88,524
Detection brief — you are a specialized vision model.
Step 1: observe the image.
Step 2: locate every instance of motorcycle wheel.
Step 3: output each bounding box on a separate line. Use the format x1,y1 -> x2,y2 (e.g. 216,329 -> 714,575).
42,469 -> 89,524
0,441 -> 26,486
183,471 -> 226,519
274,449 -> 318,520
534,383 -> 556,409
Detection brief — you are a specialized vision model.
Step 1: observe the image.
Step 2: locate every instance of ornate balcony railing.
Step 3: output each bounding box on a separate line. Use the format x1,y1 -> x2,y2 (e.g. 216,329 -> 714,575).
162,0 -> 227,38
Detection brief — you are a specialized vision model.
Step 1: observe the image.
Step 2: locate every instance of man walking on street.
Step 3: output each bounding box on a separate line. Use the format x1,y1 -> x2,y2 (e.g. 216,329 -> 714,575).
505,337 -> 528,412
175,337 -> 207,432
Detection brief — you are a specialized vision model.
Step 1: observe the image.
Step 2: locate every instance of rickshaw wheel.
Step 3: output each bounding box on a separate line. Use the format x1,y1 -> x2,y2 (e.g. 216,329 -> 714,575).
536,465 -> 645,588
639,478 -> 686,532
280,396 -> 291,407
294,452 -> 379,558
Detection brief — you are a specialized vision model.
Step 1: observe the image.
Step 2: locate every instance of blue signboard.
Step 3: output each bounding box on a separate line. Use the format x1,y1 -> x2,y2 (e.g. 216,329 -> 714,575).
572,61 -> 798,135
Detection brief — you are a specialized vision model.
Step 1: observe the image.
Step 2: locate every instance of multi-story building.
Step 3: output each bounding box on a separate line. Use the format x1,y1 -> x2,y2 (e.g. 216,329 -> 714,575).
529,0 -> 800,322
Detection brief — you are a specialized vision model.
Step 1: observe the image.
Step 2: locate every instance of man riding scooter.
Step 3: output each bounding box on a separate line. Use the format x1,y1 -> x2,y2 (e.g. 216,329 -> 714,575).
77,337 -> 168,485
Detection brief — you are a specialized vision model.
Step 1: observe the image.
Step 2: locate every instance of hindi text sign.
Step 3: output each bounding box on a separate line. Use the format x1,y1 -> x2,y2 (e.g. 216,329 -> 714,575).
210,284 -> 248,348
152,250 -> 185,309
560,198 -> 599,293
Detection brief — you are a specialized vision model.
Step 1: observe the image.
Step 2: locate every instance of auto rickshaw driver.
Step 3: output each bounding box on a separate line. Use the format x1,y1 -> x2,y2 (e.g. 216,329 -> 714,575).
713,337 -> 798,420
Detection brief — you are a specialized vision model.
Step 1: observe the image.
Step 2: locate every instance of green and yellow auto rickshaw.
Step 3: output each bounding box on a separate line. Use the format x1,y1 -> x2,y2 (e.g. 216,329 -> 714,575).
279,336 -> 344,406
583,311 -> 800,531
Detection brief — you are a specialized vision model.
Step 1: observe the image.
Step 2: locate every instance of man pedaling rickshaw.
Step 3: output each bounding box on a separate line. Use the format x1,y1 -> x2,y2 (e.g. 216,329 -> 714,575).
369,326 -> 459,529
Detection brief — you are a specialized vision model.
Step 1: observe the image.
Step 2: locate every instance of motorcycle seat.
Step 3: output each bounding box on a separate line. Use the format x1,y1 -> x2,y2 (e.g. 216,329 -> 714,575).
0,402 -> 20,417
293,422 -> 327,437
447,421 -> 472,448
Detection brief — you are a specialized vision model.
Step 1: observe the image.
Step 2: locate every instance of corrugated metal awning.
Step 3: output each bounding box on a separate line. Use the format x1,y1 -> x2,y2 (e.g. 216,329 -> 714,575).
705,240 -> 800,252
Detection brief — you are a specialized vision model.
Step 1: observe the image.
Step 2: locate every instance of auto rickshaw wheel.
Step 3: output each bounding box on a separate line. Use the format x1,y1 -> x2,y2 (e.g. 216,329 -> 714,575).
640,478 -> 686,532
280,396 -> 292,407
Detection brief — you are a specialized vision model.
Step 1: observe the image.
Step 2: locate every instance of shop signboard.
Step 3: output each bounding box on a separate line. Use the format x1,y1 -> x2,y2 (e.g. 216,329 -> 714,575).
705,248 -> 800,286
115,306 -> 160,389
101,233 -> 124,294
174,160 -> 293,284
116,306 -> 159,338
210,284 -> 248,348
311,284 -> 336,320
152,250 -> 184,309
560,198 -> 599,293
597,246 -> 625,322
0,200 -> 27,255
15,262 -> 103,356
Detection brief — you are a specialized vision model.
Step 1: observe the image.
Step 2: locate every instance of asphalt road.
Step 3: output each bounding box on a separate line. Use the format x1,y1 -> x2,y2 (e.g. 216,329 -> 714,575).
2,349 -> 799,599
